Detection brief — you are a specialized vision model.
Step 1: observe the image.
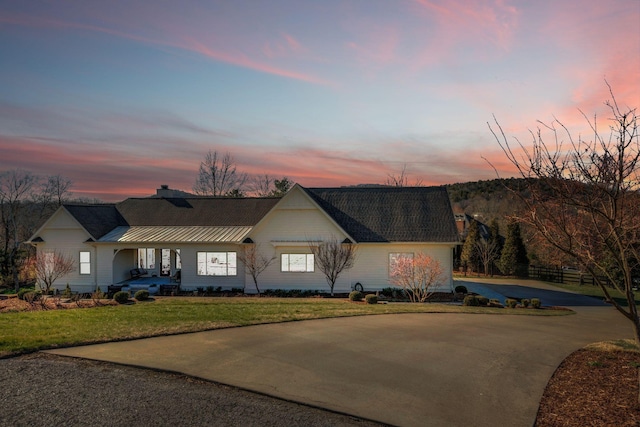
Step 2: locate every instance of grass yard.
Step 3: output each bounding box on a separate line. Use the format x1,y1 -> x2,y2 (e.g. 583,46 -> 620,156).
544,281 -> 640,306
0,296 -> 570,357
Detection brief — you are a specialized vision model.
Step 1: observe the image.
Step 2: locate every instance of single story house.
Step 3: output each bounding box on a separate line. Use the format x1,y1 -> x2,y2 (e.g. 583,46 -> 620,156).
27,184 -> 459,295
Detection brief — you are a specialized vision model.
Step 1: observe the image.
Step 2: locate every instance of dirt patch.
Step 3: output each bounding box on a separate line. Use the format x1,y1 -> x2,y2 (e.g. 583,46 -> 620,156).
536,347 -> 640,426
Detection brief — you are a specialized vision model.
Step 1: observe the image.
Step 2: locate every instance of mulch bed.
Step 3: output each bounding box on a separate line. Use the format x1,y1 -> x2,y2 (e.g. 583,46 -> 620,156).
536,348 -> 640,426
0,297 -> 117,313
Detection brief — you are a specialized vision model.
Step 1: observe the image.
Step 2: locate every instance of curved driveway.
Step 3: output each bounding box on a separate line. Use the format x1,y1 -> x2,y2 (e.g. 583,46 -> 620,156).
48,281 -> 633,427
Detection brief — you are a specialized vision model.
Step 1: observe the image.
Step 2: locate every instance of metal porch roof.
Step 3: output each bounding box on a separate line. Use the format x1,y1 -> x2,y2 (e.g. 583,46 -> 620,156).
97,226 -> 253,243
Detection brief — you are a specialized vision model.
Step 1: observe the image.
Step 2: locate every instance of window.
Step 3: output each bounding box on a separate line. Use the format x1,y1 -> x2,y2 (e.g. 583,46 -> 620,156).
281,253 -> 315,272
175,249 -> 181,269
197,252 -> 236,276
79,251 -> 91,275
161,249 -> 171,276
389,252 -> 413,276
137,248 -> 155,269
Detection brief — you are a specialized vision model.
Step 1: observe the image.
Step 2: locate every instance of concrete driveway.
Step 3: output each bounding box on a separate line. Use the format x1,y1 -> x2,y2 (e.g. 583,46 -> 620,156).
48,283 -> 633,427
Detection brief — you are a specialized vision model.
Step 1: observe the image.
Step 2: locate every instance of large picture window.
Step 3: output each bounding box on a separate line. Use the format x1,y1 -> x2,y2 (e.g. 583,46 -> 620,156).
281,253 -> 315,272
197,252 -> 237,276
79,251 -> 91,275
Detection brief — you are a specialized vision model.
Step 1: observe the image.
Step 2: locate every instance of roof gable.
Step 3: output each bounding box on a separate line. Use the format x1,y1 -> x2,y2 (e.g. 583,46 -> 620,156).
62,204 -> 126,240
304,186 -> 459,243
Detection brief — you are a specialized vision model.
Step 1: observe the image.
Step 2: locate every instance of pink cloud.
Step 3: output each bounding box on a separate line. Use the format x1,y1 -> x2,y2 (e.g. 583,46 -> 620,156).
410,0 -> 520,68
0,12 -> 330,86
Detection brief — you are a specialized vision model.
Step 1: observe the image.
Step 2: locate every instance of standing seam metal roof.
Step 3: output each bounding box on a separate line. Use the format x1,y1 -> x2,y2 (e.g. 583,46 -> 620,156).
98,226 -> 253,243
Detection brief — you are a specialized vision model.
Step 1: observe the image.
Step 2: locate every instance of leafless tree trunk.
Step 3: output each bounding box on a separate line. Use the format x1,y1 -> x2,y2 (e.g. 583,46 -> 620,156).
489,84 -> 640,345
249,174 -> 274,197
476,239 -> 500,276
385,164 -> 424,187
309,237 -> 357,296
33,250 -> 76,295
0,170 -> 38,291
193,150 -> 248,196
237,243 -> 276,295
0,170 -> 73,291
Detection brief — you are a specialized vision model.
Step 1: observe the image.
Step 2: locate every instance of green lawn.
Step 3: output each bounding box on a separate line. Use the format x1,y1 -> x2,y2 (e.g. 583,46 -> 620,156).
543,281 -> 640,306
0,297 -> 570,357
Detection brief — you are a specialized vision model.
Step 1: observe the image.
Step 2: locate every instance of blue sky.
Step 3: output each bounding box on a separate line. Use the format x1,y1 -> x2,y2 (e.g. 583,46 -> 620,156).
1,0 -> 638,200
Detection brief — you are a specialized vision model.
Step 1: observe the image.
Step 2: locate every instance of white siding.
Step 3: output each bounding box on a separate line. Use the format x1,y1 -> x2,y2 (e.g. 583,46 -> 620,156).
34,209 -> 97,293
245,186 -> 455,294
247,186 -> 350,294
350,243 -> 455,292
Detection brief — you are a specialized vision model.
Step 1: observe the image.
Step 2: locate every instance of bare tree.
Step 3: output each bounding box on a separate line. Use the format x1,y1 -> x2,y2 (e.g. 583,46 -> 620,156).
475,239 -> 500,276
389,252 -> 445,302
385,164 -> 424,187
309,237 -> 357,296
33,250 -> 76,295
249,175 -> 293,197
249,174 -> 274,197
193,150 -> 248,196
0,170 -> 39,291
0,170 -> 73,291
237,243 -> 276,295
489,85 -> 640,344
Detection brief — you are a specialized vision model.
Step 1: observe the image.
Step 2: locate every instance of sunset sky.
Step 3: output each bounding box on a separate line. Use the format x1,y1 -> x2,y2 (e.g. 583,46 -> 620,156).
1,0 -> 638,201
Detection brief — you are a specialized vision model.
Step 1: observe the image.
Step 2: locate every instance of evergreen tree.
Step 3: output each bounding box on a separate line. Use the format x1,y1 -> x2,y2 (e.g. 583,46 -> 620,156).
460,219 -> 480,273
499,221 -> 528,276
488,219 -> 502,275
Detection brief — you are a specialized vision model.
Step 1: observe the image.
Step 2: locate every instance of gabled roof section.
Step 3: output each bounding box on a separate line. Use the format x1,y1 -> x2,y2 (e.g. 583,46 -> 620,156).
115,197 -> 280,226
63,204 -> 126,240
303,186 -> 459,243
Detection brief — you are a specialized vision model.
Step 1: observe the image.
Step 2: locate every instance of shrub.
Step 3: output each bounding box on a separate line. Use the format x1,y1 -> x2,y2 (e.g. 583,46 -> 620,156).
531,298 -> 541,309
62,284 -> 72,298
380,287 -> 395,297
463,295 -> 480,306
505,298 -> 518,308
488,299 -> 504,308
134,290 -> 150,301
521,298 -> 531,308
365,294 -> 378,304
113,291 -> 130,304
18,287 -> 36,300
23,291 -> 39,303
454,285 -> 468,294
349,290 -> 364,301
92,287 -> 105,300
476,296 -> 489,306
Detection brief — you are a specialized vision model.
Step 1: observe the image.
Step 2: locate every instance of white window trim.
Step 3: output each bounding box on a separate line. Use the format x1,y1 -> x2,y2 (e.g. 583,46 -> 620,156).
197,251 -> 237,276
79,251 -> 91,275
281,253 -> 315,273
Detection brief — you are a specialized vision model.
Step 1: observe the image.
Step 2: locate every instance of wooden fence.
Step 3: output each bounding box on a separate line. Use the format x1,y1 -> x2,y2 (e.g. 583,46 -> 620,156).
528,265 -> 610,287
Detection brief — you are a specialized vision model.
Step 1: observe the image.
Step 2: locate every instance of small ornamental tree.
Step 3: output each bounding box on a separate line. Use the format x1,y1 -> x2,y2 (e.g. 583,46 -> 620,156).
33,250 -> 76,294
389,252 -> 445,303
237,243 -> 276,295
309,237 -> 357,296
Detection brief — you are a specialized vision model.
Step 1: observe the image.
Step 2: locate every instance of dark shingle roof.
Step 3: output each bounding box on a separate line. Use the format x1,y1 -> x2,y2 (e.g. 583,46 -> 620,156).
304,186 -> 459,243
60,187 -> 457,244
62,198 -> 280,240
63,204 -> 127,240
115,197 -> 280,226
